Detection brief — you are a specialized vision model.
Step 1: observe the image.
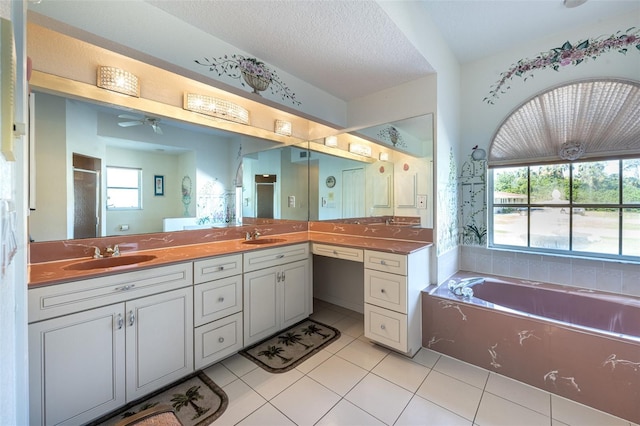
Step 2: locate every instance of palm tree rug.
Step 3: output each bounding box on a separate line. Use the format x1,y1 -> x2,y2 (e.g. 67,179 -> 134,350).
89,371 -> 227,426
240,318 -> 341,373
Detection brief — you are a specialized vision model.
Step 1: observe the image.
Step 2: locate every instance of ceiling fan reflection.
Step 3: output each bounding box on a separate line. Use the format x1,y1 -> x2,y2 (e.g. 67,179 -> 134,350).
118,114 -> 163,134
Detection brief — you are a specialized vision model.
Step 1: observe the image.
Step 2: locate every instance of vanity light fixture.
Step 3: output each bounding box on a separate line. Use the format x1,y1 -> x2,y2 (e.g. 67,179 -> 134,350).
274,119 -> 292,136
379,152 -> 390,161
183,93 -> 250,125
96,66 -> 139,97
324,135 -> 338,147
349,143 -> 372,157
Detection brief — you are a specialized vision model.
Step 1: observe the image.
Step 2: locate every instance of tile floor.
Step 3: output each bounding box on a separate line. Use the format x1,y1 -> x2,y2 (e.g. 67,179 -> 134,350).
203,299 -> 636,426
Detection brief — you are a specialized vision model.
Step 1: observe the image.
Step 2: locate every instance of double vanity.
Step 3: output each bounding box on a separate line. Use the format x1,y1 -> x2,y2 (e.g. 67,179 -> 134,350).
27,228 -> 431,426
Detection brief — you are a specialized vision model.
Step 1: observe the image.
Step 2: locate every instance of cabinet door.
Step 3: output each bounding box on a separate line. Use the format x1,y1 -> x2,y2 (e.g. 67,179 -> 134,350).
126,287 -> 194,401
244,266 -> 279,346
281,259 -> 310,329
29,304 -> 125,426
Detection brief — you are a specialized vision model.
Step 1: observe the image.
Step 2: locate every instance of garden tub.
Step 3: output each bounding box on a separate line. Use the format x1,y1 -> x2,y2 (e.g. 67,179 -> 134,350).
422,272 -> 640,423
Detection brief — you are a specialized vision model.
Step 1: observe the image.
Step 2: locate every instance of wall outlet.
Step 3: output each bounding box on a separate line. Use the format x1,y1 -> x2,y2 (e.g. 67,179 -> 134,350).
417,195 -> 427,209
288,195 -> 295,208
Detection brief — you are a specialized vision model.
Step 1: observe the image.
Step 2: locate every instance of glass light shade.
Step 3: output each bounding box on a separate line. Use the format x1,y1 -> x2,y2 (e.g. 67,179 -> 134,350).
349,143 -> 372,157
274,119 -> 292,136
96,66 -> 139,97
183,93 -> 249,125
324,136 -> 338,147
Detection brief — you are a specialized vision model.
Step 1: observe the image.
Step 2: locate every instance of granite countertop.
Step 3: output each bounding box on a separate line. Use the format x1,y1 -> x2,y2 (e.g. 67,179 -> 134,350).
28,232 -> 432,288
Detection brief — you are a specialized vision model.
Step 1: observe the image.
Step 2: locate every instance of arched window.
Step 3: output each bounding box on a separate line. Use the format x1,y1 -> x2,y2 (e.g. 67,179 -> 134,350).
488,79 -> 640,260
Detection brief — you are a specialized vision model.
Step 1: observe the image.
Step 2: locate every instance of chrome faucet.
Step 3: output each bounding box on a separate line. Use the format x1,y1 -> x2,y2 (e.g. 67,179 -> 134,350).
245,230 -> 261,240
448,277 -> 485,298
105,245 -> 120,257
93,247 -> 103,259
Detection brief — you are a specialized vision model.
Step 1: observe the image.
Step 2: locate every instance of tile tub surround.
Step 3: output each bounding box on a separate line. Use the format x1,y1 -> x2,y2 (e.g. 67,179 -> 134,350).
460,245 -> 640,297
422,273 -> 640,424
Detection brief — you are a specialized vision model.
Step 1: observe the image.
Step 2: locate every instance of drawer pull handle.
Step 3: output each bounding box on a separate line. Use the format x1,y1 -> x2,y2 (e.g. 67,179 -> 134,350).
115,284 -> 135,292
380,324 -> 386,330
116,313 -> 124,330
381,260 -> 387,266
128,310 -> 135,326
218,297 -> 225,303
218,337 -> 224,343
277,272 -> 282,282
276,254 -> 285,259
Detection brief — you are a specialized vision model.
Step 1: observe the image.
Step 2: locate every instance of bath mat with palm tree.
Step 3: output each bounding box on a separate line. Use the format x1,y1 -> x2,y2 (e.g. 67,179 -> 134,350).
89,371 -> 227,426
240,318 -> 341,373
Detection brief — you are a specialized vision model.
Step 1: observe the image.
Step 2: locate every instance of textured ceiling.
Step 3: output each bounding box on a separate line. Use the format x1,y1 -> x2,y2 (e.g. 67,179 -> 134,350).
418,0 -> 640,64
27,0 -> 640,102
146,0 -> 434,101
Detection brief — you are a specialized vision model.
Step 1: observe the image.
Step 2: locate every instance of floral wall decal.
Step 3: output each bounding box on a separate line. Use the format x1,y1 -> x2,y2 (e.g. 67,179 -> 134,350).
195,54 -> 301,105
484,27 -> 640,104
459,150 -> 487,246
437,147 -> 459,255
377,126 -> 407,148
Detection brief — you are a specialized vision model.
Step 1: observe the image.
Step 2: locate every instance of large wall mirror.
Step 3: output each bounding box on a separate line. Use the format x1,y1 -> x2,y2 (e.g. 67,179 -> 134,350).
308,114 -> 434,227
29,88 -> 434,243
29,91 -> 309,242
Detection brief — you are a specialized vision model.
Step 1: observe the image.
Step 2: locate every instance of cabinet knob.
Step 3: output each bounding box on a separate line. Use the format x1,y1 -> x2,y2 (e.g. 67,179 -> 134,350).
115,284 -> 135,292
218,266 -> 224,271
129,310 -> 135,326
381,289 -> 386,293
116,313 -> 124,330
381,260 -> 387,266
218,297 -> 225,303
218,337 -> 224,343
380,324 -> 386,330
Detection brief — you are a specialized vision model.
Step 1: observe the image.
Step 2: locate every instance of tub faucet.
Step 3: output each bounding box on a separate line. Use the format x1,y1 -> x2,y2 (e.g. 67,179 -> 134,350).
448,277 -> 485,298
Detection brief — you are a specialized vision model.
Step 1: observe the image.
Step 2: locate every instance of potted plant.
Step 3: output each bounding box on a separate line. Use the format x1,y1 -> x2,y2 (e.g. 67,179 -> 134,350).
195,54 -> 300,105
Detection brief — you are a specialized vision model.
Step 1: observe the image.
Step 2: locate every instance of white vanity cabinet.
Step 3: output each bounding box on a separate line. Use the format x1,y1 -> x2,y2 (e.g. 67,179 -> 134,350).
193,254 -> 244,369
243,243 -> 311,346
28,263 -> 193,426
363,248 -> 429,356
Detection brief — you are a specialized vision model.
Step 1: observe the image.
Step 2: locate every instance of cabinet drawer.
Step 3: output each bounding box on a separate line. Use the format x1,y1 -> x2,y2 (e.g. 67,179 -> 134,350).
364,304 -> 407,353
194,254 -> 243,284
29,263 -> 193,323
194,275 -> 242,326
364,269 -> 407,313
194,312 -> 243,369
364,250 -> 407,275
312,243 -> 363,262
244,243 -> 309,272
